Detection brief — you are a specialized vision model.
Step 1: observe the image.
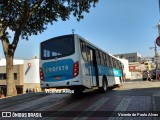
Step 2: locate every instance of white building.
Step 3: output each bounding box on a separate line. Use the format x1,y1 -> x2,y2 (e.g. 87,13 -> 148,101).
0,58 -> 40,95
23,59 -> 40,92
117,58 -> 131,80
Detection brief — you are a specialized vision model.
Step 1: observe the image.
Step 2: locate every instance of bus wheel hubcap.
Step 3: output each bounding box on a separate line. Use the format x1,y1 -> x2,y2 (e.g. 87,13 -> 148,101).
103,81 -> 107,91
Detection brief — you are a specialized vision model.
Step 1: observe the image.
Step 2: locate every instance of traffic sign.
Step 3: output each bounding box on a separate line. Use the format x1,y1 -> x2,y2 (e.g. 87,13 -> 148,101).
156,36 -> 160,46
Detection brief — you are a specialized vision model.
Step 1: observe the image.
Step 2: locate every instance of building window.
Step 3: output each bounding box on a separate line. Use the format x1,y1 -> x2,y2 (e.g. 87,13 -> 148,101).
14,73 -> 17,80
0,73 -> 17,80
0,74 -> 6,80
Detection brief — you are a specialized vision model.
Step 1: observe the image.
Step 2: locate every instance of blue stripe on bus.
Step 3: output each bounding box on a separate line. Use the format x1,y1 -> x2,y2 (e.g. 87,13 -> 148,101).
84,63 -> 122,77
98,65 -> 122,77
42,59 -> 74,82
113,68 -> 122,77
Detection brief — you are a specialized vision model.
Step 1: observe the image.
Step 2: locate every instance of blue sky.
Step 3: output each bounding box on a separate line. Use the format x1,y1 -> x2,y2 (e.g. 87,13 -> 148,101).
0,0 -> 160,59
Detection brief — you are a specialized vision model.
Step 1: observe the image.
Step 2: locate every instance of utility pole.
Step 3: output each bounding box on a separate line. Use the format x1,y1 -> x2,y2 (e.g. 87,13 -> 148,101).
150,40 -> 159,80
154,40 -> 159,80
149,41 -> 159,58
154,41 -> 158,57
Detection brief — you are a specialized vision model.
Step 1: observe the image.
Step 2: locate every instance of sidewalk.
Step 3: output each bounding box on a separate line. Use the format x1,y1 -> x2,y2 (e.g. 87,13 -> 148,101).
126,79 -> 160,112
152,83 -> 160,111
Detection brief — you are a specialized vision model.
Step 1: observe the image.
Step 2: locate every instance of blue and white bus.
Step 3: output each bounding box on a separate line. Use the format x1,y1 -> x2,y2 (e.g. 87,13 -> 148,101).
40,34 -> 124,93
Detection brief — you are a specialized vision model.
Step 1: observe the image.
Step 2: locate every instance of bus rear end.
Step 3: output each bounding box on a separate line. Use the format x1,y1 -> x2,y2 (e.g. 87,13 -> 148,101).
40,34 -> 82,90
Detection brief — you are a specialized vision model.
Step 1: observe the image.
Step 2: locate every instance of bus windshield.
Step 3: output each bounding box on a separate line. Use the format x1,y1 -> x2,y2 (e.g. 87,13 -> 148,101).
41,36 -> 75,60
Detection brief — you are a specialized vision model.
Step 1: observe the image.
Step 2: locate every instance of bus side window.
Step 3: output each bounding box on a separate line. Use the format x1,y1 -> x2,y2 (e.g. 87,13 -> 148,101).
117,62 -> 121,69
99,51 -> 103,58
96,50 -> 99,57
86,46 -> 91,62
96,50 -> 101,65
115,59 -> 118,69
103,53 -> 106,60
115,60 -> 118,69
101,59 -> 104,66
106,54 -> 109,67
80,41 -> 87,61
108,56 -> 113,68
115,59 -> 117,68
99,51 -> 104,65
114,60 -> 116,68
104,54 -> 107,66
103,53 -> 107,66
112,58 -> 115,68
111,57 -> 113,68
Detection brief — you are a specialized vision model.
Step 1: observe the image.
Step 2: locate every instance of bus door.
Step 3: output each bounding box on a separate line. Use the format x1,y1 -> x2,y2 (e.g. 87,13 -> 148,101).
87,46 -> 99,87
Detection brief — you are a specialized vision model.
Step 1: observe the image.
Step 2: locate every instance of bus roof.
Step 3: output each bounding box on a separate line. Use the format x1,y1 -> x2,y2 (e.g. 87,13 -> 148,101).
75,34 -> 121,61
41,34 -> 121,62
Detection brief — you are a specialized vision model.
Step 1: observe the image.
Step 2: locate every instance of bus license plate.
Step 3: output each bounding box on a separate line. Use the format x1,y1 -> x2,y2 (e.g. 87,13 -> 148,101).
54,76 -> 61,80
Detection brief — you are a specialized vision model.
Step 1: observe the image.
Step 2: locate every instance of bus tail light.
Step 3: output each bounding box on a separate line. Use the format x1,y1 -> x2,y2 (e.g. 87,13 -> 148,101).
40,67 -> 44,81
72,61 -> 79,78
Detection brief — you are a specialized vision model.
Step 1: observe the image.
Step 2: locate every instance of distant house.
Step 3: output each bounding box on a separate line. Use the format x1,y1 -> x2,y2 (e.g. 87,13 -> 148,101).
114,52 -> 142,63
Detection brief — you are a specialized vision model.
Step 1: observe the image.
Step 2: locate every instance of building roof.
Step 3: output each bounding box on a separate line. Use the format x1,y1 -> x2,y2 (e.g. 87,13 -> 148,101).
0,58 -> 24,66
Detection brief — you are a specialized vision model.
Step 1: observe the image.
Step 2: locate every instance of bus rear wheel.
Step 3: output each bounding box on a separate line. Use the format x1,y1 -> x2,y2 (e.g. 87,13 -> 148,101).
99,78 -> 108,93
73,89 -> 83,95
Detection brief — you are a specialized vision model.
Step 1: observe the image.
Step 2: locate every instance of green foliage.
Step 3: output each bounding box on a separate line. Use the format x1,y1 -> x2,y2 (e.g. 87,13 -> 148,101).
0,0 -> 99,97
0,0 -> 98,40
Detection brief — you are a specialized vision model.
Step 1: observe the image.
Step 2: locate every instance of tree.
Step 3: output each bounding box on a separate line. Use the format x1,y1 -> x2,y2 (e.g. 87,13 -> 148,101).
0,0 -> 99,96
